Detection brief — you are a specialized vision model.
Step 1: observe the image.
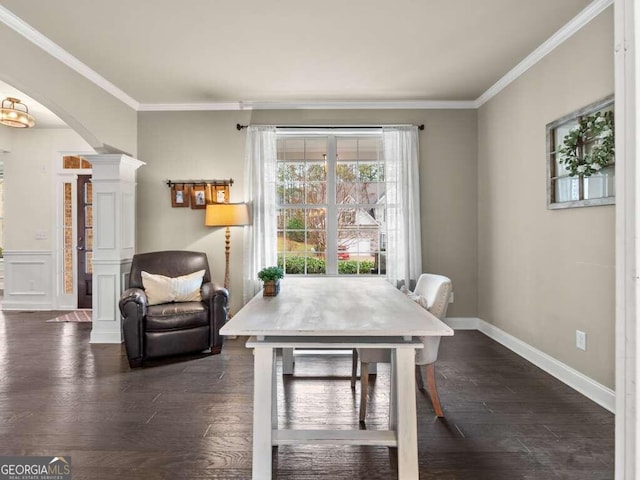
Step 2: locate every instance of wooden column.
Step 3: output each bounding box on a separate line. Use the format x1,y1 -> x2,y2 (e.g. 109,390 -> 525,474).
85,154 -> 145,344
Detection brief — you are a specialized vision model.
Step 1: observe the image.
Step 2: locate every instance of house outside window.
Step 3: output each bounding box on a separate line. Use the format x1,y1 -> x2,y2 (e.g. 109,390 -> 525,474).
276,133 -> 386,275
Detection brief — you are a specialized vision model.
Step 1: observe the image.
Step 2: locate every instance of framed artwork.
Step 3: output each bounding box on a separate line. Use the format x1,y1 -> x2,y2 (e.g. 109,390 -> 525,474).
171,184 -> 190,207
210,184 -> 230,203
190,185 -> 208,209
546,95 -> 614,209
166,179 -> 234,209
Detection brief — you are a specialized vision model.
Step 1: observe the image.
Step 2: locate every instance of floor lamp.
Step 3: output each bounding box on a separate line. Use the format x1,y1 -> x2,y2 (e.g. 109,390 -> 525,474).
204,203 -> 250,290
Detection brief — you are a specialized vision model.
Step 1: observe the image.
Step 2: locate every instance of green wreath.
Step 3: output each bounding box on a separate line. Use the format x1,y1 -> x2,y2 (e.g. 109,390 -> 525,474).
558,110 -> 614,177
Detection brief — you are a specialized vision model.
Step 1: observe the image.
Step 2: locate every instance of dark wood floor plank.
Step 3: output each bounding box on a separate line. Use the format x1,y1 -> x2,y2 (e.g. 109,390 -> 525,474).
0,310 -> 613,479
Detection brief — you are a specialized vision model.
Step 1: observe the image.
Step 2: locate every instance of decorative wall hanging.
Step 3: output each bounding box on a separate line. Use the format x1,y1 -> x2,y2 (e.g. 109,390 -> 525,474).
166,179 -> 233,209
546,95 -> 615,209
171,184 -> 190,207
190,185 -> 208,209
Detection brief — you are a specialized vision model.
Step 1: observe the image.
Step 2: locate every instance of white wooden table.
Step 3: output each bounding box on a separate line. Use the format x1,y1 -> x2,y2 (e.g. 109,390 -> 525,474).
219,277 -> 454,480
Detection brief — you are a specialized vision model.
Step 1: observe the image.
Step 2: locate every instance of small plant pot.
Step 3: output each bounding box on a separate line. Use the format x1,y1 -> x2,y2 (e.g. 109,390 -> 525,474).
263,280 -> 280,297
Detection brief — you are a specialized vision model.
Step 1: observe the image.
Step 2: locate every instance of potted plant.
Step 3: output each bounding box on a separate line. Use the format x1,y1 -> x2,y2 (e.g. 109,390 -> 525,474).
257,266 -> 284,297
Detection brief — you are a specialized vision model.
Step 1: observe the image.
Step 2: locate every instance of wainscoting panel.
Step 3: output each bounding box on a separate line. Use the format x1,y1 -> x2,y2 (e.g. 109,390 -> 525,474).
2,251 -> 53,310
95,192 -> 116,250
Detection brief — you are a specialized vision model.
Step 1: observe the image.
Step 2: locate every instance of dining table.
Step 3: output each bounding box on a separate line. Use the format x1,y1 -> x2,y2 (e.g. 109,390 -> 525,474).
219,276 -> 454,480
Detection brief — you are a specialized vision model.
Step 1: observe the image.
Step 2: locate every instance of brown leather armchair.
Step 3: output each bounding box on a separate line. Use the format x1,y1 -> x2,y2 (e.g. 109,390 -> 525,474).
119,251 -> 229,368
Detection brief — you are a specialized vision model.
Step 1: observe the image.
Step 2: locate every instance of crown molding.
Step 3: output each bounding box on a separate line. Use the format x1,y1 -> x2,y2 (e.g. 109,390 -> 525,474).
138,102 -> 246,111
475,0 -> 613,108
0,5 -> 139,111
0,0 -> 612,113
138,100 -> 477,111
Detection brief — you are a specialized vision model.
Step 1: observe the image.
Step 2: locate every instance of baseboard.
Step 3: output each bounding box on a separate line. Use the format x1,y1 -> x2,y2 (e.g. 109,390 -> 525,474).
2,301 -> 54,311
444,317 -> 615,413
443,317 -> 480,330
89,331 -> 123,344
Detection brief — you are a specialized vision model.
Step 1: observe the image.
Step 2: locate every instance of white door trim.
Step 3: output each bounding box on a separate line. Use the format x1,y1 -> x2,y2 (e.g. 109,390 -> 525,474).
614,0 -> 637,478
53,152 -> 93,310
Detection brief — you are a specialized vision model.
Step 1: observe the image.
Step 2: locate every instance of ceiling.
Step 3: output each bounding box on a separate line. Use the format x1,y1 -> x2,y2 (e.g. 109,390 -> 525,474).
0,0 -> 595,108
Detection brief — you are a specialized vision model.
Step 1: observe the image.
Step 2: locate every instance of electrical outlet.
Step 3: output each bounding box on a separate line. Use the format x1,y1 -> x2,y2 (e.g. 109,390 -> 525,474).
576,330 -> 587,351
449,292 -> 454,304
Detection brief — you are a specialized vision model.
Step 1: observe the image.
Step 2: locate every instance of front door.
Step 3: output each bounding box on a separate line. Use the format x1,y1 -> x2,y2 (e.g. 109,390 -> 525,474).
77,175 -> 92,309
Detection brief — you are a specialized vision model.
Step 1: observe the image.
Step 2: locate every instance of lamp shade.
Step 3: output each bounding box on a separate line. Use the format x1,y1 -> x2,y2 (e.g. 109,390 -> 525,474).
0,97 -> 35,128
205,203 -> 250,227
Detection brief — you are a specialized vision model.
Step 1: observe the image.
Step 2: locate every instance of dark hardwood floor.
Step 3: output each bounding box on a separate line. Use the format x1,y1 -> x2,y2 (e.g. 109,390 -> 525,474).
0,310 -> 613,479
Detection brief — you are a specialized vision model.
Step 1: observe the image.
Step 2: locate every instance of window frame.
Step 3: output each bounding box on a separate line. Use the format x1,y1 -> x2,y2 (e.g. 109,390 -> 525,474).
276,131 -> 386,276
546,95 -> 615,209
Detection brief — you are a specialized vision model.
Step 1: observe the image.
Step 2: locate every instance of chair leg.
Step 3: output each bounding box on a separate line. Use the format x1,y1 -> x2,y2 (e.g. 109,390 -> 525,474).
415,364 -> 425,391
424,363 -> 444,417
351,349 -> 358,390
128,357 -> 143,368
359,362 -> 369,423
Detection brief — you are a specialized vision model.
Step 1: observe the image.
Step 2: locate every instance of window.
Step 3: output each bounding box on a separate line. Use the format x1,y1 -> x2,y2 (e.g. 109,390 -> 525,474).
546,95 -> 615,209
276,133 -> 386,275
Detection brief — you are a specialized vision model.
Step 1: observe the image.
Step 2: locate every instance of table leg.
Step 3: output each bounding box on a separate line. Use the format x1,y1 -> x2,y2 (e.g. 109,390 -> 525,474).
282,348 -> 294,375
253,346 -> 275,480
389,353 -> 397,430
394,348 -> 419,479
272,352 -> 278,429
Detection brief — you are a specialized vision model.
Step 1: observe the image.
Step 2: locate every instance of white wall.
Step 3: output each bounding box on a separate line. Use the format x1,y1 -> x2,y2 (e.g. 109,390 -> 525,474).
2,127 -> 93,310
0,127 -> 11,153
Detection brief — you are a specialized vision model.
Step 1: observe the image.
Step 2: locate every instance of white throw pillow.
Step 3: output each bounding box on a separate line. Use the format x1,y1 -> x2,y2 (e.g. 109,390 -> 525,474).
401,285 -> 429,310
407,291 -> 429,309
141,269 -> 205,306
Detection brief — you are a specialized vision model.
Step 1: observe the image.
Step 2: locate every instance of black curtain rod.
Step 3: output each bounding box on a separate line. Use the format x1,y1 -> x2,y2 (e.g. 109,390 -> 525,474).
236,123 -> 424,131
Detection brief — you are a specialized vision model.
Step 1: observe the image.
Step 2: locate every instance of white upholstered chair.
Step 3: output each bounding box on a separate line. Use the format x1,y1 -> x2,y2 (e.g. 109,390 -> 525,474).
351,273 -> 453,421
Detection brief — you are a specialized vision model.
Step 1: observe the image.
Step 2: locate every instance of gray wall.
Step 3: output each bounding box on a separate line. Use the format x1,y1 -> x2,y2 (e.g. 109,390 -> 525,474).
477,8 -> 614,387
138,109 -> 478,315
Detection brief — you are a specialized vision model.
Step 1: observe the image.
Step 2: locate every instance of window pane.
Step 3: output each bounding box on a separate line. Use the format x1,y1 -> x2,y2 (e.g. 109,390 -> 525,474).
84,181 -> 92,203
85,206 -> 93,227
554,120 -> 578,176
305,182 -> 326,204
305,208 -> 325,231
278,138 -> 303,160
305,138 -> 327,161
584,165 -> 615,199
357,137 -> 381,160
554,176 -> 580,203
85,228 -> 93,250
306,230 -> 326,257
276,134 -> 385,276
63,182 -> 74,294
306,162 -> 326,181
85,252 -> 93,274
284,181 -> 304,204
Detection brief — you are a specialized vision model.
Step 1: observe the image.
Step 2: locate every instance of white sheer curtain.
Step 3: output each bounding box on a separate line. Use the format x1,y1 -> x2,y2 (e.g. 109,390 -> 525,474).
383,126 -> 422,289
243,126 -> 278,304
